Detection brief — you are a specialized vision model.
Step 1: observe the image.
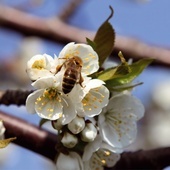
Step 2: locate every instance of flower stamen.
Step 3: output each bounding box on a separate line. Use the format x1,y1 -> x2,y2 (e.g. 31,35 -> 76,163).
32,59 -> 45,70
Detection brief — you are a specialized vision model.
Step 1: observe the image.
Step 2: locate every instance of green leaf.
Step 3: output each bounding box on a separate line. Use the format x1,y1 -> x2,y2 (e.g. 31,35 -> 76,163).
98,58 -> 153,88
110,82 -> 143,92
86,37 -> 96,50
97,51 -> 130,81
93,6 -> 115,67
97,67 -> 119,81
0,137 -> 16,149
39,118 -> 49,127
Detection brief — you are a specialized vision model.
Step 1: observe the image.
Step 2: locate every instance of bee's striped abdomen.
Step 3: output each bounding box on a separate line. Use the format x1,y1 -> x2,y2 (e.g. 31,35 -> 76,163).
62,67 -> 79,94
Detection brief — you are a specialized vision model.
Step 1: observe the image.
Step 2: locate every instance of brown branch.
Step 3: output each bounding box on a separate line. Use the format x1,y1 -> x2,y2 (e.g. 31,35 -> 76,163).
0,110 -> 58,161
0,5 -> 93,44
0,5 -> 170,66
0,90 -> 33,106
1,110 -> 170,169
113,148 -> 170,170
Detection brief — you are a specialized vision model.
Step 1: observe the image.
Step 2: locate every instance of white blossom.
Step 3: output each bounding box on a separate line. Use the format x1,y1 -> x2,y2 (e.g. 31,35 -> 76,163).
83,136 -> 120,170
84,149 -> 120,170
98,93 -> 145,149
58,42 -> 99,75
78,78 -> 109,117
26,76 -> 81,124
26,54 -> 56,80
56,152 -> 84,170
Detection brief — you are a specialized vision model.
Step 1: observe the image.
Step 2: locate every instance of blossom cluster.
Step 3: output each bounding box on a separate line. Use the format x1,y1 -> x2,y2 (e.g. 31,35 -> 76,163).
26,42 -> 145,170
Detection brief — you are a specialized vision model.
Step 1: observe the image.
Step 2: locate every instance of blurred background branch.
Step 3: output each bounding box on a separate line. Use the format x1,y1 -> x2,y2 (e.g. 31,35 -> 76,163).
0,109 -> 170,170
0,5 -> 170,67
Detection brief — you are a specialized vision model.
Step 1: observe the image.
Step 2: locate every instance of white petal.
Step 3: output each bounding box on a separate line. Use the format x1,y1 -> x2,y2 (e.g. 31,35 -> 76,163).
107,94 -> 145,121
74,43 -> 99,75
58,42 -> 75,59
83,135 -> 102,161
32,76 -> 59,89
26,89 -> 44,114
34,93 -> 63,120
89,153 -> 104,170
101,142 -> 123,153
43,53 -> 56,72
56,152 -> 84,170
105,152 -> 120,168
94,149 -> 120,168
60,95 -> 77,125
26,54 -> 55,80
80,85 -> 109,117
58,42 -> 99,75
98,93 -> 144,148
83,79 -> 105,93
27,69 -> 53,81
67,84 -> 84,103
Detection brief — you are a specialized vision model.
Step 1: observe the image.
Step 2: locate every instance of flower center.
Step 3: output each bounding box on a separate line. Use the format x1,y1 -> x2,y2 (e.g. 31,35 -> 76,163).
82,88 -> 104,111
43,87 -> 61,101
32,59 -> 45,70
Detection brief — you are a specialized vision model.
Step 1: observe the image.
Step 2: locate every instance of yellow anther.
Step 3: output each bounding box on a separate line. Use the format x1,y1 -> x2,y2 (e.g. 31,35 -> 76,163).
104,151 -> 111,156
32,59 -> 45,69
101,159 -> 106,165
37,97 -> 42,101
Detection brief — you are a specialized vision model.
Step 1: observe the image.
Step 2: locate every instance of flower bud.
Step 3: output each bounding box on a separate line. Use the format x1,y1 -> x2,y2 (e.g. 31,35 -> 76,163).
81,123 -> 97,142
68,116 -> 85,134
52,118 -> 63,131
61,132 -> 78,148
0,120 -> 5,140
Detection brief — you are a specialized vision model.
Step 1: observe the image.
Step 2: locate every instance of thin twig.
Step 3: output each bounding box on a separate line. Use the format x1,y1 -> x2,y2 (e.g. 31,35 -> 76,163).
0,5 -> 170,66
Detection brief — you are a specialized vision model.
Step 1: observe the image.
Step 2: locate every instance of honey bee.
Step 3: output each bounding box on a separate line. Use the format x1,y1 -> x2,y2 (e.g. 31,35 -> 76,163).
56,56 -> 84,94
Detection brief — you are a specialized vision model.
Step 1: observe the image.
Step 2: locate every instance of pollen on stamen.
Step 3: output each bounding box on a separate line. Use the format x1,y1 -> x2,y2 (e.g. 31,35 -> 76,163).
50,109 -> 54,112
104,151 -> 111,156
58,113 -> 62,118
98,99 -> 103,103
101,159 -> 106,165
89,53 -> 96,59
37,97 -> 42,101
100,94 -> 105,98
86,65 -> 90,69
48,113 -> 53,118
84,57 -> 89,61
38,107 -> 42,111
41,102 -> 46,106
58,98 -> 62,102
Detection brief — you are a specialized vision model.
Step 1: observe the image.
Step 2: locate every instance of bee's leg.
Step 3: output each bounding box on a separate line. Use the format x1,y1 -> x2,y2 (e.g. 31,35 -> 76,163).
79,74 -> 84,87
55,64 -> 63,74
